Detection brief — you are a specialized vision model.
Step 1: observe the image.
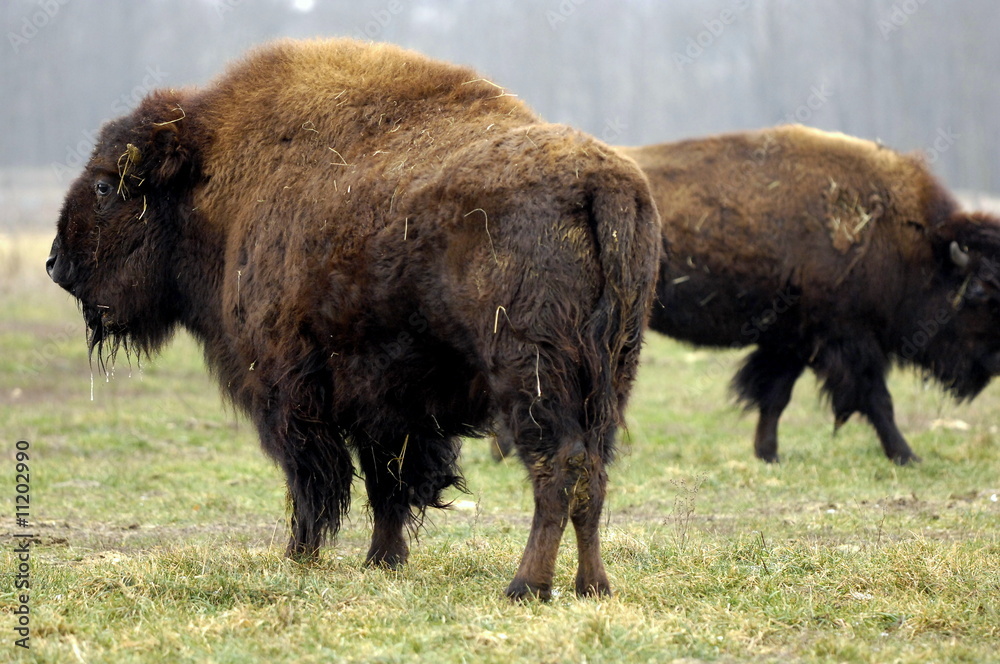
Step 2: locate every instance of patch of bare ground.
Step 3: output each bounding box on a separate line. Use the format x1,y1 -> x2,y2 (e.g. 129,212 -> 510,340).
608,490 -> 999,545
1,517 -> 375,560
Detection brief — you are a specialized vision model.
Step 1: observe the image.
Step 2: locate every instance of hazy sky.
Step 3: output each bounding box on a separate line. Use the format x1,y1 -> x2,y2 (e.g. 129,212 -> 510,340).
3,0 -> 998,198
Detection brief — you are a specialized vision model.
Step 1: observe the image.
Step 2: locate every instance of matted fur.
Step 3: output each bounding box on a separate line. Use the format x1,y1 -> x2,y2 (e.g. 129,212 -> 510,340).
622,125 -> 1000,464
47,39 -> 660,599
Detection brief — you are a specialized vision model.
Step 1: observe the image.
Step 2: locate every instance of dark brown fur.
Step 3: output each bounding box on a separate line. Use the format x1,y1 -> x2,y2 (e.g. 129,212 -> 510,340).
46,39 -> 660,599
626,125 -> 1000,464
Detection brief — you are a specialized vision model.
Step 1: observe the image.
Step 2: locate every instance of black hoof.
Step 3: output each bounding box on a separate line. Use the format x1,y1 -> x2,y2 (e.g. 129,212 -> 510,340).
505,579 -> 551,602
891,453 -> 921,466
285,538 -> 320,562
575,581 -> 612,598
364,551 -> 407,570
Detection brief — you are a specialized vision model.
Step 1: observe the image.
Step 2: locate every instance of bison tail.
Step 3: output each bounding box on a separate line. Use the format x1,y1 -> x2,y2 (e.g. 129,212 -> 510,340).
579,168 -> 661,460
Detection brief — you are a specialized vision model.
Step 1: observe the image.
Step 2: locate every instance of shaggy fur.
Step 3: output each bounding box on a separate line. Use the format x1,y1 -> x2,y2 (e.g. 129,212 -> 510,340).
624,125 -> 1000,464
46,39 -> 661,599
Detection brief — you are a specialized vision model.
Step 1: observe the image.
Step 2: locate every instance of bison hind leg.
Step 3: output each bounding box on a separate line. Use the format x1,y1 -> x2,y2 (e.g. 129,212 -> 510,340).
504,431 -> 611,601
732,347 -> 806,463
568,442 -> 611,598
357,432 -> 464,569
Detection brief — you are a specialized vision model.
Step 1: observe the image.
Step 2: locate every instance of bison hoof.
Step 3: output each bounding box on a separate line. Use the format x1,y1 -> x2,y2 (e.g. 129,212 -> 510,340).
892,453 -> 921,466
364,550 -> 408,571
756,453 -> 780,464
285,539 -> 320,563
504,579 -> 552,602
575,581 -> 612,598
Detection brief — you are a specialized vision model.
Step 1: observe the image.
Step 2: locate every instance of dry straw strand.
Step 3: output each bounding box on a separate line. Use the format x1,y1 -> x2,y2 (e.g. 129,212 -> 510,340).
464,208 -> 498,266
152,105 -> 186,126
116,143 -> 142,198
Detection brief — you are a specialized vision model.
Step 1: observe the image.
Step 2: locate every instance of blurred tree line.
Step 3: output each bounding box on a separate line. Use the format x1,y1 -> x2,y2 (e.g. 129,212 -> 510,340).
2,0 -> 997,193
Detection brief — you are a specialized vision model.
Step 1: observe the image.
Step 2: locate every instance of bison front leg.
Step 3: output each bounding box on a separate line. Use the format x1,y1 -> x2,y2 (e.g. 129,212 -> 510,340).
356,440 -> 411,569
817,342 -> 920,465
356,433 -> 463,569
256,410 -> 355,562
856,377 -> 920,465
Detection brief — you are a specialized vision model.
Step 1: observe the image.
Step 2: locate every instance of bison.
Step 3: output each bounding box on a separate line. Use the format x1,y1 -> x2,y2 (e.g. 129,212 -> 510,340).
626,125 -> 1000,464
488,125 -> 1000,465
46,38 -> 661,600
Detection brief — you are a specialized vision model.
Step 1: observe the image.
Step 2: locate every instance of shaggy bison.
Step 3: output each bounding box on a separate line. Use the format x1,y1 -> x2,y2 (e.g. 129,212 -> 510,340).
494,125 -> 1000,464
627,125 -> 1000,464
46,39 -> 660,599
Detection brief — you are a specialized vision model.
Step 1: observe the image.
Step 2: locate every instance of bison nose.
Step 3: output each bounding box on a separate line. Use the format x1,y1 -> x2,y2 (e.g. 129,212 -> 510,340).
46,247 -> 74,291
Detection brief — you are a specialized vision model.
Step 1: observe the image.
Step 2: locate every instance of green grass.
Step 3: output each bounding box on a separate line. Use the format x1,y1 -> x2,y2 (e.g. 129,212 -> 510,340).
2,233 -> 998,663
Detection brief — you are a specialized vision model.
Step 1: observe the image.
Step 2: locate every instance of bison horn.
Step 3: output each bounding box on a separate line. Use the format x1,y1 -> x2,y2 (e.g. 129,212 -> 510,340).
949,241 -> 970,269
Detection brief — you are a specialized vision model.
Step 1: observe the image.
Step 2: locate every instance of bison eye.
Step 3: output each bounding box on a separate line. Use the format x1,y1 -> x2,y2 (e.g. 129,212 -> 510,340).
95,181 -> 113,196
965,280 -> 989,304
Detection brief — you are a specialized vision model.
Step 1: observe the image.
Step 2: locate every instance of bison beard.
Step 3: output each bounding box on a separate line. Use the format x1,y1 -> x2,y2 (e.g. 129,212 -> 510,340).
46,39 -> 660,599
627,126 -> 1000,465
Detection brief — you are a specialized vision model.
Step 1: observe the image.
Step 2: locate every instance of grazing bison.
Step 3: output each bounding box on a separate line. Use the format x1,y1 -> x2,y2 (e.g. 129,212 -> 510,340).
46,39 -> 660,599
627,125 -> 1000,464
493,125 -> 1000,464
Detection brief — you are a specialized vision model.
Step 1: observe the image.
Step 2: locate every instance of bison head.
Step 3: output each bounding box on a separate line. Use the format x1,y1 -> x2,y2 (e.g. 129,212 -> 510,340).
916,214 -> 1000,397
47,92 -> 201,372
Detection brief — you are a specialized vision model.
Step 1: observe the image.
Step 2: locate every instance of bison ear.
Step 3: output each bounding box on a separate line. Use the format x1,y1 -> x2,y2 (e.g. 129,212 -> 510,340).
150,121 -> 193,185
137,95 -> 200,187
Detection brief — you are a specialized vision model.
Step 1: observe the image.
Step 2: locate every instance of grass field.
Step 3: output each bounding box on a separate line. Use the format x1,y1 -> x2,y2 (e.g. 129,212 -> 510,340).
2,232 -> 998,663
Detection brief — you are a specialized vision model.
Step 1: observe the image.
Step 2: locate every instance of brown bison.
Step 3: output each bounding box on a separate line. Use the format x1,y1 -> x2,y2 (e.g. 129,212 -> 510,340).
489,125 -> 1000,464
46,39 -> 660,599
627,125 -> 1000,464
